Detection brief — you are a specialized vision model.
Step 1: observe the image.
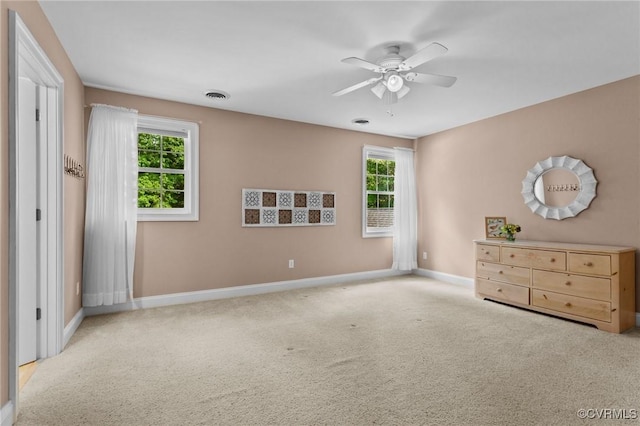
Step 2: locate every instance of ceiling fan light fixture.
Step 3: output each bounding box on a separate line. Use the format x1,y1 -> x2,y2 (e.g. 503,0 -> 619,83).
397,85 -> 410,99
371,82 -> 386,99
386,73 -> 404,93
383,90 -> 397,105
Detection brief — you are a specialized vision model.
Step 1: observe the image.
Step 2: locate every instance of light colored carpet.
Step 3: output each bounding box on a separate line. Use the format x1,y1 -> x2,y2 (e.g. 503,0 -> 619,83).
17,276 -> 640,425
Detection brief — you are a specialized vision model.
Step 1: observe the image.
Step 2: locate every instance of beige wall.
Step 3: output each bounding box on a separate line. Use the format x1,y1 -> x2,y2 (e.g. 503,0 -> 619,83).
0,0 -> 85,406
416,75 -> 640,312
85,88 -> 411,298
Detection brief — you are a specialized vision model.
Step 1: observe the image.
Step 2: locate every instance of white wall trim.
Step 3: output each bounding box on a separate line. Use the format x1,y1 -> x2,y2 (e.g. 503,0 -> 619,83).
413,268 -> 474,289
85,269 -> 409,316
63,308 -> 85,349
1,401 -> 14,426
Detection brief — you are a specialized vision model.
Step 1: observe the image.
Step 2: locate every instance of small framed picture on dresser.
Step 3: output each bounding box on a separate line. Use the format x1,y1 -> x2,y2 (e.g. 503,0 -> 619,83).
485,216 -> 506,239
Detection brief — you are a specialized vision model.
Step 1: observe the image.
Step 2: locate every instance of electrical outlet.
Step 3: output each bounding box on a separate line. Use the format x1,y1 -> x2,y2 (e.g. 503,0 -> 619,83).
76,281 -> 80,295
288,259 -> 295,268
422,252 -> 428,260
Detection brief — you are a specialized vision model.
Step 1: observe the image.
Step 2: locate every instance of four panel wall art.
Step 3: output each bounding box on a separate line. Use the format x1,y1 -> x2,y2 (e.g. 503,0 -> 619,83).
242,189 -> 336,227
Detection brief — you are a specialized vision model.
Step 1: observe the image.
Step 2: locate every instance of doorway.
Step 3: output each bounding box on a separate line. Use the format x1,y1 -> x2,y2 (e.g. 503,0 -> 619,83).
8,10 -> 64,419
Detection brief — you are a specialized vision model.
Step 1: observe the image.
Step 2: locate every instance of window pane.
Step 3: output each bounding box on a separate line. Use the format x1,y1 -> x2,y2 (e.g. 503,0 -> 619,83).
377,160 -> 388,175
387,160 -> 395,176
377,176 -> 390,192
138,190 -> 161,208
138,133 -> 160,150
367,194 -> 377,208
388,177 -> 395,192
379,194 -> 390,208
161,191 -> 184,208
367,159 -> 377,175
162,173 -> 185,190
138,172 -> 161,190
389,194 -> 395,208
162,136 -> 184,153
162,152 -> 184,170
138,151 -> 161,168
366,175 -> 376,191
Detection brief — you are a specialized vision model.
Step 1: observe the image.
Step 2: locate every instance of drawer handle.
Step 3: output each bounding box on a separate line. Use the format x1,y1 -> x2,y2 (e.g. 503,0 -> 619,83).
496,288 -> 503,292
484,251 -> 490,255
564,281 -> 571,286
565,302 -> 572,307
584,261 -> 593,267
550,258 -> 556,263
498,270 -> 503,274
509,254 -> 515,258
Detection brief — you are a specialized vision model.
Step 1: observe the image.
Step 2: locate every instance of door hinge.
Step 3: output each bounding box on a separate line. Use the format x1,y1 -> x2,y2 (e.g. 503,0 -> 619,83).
36,308 -> 41,321
36,208 -> 42,221
35,109 -> 40,122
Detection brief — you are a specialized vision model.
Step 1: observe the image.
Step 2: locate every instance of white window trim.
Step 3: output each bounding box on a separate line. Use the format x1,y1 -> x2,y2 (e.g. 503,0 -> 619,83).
362,145 -> 395,238
137,115 -> 199,221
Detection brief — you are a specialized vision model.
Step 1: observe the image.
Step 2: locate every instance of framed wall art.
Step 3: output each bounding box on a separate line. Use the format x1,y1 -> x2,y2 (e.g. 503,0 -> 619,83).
242,188 -> 336,227
485,216 -> 506,239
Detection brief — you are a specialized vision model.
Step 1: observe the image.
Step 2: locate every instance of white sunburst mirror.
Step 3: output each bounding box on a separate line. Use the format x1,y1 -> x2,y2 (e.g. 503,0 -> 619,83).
521,155 -> 597,220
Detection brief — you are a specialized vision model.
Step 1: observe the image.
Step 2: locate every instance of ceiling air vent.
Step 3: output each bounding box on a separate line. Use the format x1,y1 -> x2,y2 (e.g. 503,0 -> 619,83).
351,118 -> 370,126
204,90 -> 230,101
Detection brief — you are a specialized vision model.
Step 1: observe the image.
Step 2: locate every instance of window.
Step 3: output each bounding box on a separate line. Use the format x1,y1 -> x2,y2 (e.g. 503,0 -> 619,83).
362,145 -> 395,237
137,115 -> 199,221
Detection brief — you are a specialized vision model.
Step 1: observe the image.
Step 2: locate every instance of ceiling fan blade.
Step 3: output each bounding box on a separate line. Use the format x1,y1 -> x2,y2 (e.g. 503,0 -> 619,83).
398,42 -> 448,71
403,72 -> 457,88
332,77 -> 382,97
341,57 -> 385,73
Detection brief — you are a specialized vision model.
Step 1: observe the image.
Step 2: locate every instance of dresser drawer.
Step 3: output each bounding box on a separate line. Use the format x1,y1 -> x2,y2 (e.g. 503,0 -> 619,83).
502,247 -> 566,271
532,289 -> 611,322
477,261 -> 530,286
476,244 -> 500,262
532,270 -> 611,301
476,278 -> 529,305
569,253 -> 611,276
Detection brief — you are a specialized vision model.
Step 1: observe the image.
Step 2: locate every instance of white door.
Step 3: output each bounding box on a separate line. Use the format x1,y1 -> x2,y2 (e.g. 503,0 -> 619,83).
18,77 -> 38,366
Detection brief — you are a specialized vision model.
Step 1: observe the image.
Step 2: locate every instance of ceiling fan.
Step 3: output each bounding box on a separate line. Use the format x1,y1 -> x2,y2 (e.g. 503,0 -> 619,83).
332,42 -> 457,105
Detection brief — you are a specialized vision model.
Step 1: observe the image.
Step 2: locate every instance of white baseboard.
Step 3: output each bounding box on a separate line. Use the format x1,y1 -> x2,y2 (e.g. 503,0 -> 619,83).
75,268 -> 640,334
413,268 -> 474,289
63,307 -> 85,349
1,401 -> 14,426
84,269 -> 409,317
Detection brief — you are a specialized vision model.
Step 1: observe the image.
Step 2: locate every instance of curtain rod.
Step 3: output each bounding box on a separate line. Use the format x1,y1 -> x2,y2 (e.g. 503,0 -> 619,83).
84,104 -> 203,124
87,103 -> 138,113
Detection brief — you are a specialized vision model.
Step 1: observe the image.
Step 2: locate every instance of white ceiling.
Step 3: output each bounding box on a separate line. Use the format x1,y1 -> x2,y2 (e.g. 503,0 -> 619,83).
39,1 -> 640,139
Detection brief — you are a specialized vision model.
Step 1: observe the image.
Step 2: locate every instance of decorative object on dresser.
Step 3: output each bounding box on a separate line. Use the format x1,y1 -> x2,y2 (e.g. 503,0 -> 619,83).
500,223 -> 521,242
474,239 -> 636,333
484,217 -> 506,239
521,155 -> 597,220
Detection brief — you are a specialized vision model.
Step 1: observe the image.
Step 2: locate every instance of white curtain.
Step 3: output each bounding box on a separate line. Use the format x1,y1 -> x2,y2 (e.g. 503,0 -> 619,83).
83,104 -> 138,306
392,147 -> 418,271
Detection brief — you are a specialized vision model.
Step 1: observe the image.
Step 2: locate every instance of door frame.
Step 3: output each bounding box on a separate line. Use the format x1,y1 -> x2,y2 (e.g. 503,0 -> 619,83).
8,10 -> 64,417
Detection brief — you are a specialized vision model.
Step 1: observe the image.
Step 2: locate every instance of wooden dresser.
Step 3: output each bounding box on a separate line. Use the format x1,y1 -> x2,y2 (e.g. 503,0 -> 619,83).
474,239 -> 636,333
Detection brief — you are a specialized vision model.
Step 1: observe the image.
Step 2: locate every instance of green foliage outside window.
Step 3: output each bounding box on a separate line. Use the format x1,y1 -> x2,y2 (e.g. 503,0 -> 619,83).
138,133 -> 186,208
366,159 -> 395,209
